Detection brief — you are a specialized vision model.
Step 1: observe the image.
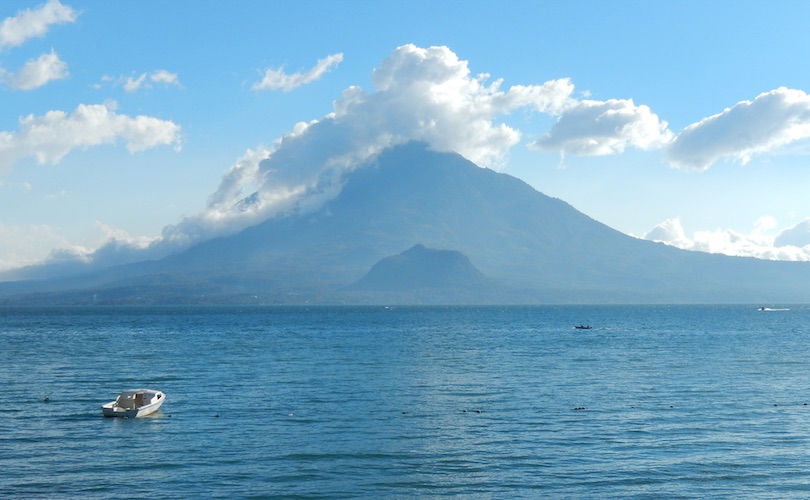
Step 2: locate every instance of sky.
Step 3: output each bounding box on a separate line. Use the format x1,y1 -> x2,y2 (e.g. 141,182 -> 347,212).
3,0 -> 810,272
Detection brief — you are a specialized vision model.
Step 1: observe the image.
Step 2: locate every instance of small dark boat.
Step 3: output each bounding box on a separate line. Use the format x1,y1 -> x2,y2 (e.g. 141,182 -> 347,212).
574,324 -> 592,330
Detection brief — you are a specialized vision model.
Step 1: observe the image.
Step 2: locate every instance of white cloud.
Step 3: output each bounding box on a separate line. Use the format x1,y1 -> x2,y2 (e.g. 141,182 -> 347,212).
529,85 -> 810,170
252,52 -> 344,91
83,222 -> 161,267
644,216 -> 810,261
531,98 -> 673,156
30,44 -> 810,271
0,102 -> 181,173
0,0 -> 76,91
0,222 -> 74,271
666,87 -> 810,171
155,45 -> 579,248
0,48 -> 68,89
0,219 -> 165,273
123,73 -> 148,92
160,146 -> 276,245
149,70 -> 179,86
775,218 -> 810,248
99,70 -> 182,92
0,0 -> 76,49
642,217 -> 692,249
345,44 -> 576,167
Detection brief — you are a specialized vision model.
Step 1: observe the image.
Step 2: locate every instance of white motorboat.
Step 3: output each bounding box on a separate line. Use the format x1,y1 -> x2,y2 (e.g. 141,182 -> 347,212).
102,389 -> 166,418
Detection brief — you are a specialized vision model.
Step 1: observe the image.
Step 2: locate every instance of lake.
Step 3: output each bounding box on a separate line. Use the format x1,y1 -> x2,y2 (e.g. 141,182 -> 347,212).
2,304 -> 810,498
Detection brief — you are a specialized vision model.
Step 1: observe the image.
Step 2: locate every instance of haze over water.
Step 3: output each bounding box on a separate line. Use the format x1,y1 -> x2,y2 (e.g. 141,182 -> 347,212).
3,304 -> 810,498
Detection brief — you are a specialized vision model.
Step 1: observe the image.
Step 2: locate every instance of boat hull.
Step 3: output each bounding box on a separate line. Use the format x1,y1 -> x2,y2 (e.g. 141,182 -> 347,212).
102,399 -> 164,417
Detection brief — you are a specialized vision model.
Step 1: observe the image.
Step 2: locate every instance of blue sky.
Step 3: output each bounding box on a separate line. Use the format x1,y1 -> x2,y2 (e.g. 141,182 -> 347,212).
3,0 -> 810,271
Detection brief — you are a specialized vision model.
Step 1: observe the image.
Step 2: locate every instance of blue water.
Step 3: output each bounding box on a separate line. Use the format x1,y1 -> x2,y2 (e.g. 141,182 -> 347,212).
2,305 -> 810,498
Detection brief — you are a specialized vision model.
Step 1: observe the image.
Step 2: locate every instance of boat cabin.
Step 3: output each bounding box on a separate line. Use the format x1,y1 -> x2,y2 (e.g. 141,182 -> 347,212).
116,390 -> 160,409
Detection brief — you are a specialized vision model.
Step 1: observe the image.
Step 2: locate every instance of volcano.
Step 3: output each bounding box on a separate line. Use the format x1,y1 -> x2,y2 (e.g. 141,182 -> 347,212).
3,142 -> 810,305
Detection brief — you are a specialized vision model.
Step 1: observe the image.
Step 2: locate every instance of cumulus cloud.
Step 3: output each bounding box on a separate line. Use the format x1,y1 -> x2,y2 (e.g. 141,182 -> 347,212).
156,44 -> 582,246
644,216 -> 810,261
157,146 -> 276,246
33,44 -> 810,271
643,217 -> 692,249
0,102 -> 181,173
666,87 -> 810,170
0,1 -> 76,90
529,85 -> 810,171
0,48 -> 68,89
0,0 -> 76,49
252,52 -> 344,91
531,98 -> 673,157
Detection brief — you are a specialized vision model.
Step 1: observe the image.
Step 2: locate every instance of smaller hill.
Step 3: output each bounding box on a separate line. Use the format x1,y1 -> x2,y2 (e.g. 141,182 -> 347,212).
350,244 -> 491,292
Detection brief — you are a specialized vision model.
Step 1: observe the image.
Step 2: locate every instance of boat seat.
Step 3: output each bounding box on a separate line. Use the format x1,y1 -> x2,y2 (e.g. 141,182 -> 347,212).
117,397 -> 136,409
